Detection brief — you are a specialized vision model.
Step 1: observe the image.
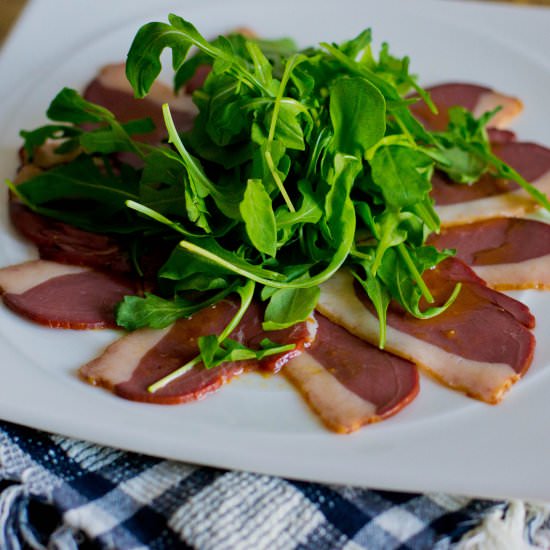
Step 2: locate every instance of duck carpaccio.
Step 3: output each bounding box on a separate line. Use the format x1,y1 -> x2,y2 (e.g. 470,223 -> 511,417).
0,260 -> 138,329
81,300 -> 315,404
2,62 -> 545,433
409,82 -> 523,132
284,314 -> 419,433
317,259 -> 535,404
427,217 -> 550,290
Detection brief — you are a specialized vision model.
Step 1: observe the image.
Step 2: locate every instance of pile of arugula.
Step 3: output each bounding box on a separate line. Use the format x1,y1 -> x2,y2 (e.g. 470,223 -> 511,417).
10,15 -> 549,390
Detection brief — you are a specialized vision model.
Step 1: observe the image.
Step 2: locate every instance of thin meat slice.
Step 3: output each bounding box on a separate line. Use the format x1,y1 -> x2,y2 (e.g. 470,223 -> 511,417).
10,140 -> 136,276
433,142 -> 550,225
317,259 -> 535,404
428,218 -> 550,290
83,63 -> 197,145
487,128 -> 516,144
82,303 -> 243,405
0,260 -> 137,329
9,201 -> 133,275
409,82 -> 523,132
284,315 -> 419,434
81,300 -> 314,404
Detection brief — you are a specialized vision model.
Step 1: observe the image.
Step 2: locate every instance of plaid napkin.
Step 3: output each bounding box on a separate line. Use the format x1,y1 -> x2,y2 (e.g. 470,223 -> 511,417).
0,420 -> 542,550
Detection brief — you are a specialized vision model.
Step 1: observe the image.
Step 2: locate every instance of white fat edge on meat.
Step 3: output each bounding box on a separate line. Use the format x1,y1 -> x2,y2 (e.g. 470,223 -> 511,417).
0,260 -> 90,295
437,170 -> 550,226
473,254 -> 550,290
284,352 -> 378,434
97,63 -> 197,115
304,314 -> 319,346
317,270 -> 518,404
30,139 -> 82,169
80,325 -> 172,387
473,90 -> 523,129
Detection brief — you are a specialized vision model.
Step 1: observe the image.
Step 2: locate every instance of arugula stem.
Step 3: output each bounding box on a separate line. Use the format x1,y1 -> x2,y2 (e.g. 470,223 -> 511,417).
264,150 -> 296,212
177,232 -> 353,289
147,359 -> 198,393
126,200 -> 200,237
263,55 -> 303,213
489,153 -> 550,211
396,243 -> 434,303
412,201 -> 440,233
5,179 -> 28,205
127,198 -> 351,288
219,279 -> 255,341
393,113 -> 415,144
352,269 -> 388,349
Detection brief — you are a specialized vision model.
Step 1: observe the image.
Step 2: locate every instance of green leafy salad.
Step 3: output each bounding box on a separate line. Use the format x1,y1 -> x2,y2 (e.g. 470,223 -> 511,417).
9,15 -> 549,389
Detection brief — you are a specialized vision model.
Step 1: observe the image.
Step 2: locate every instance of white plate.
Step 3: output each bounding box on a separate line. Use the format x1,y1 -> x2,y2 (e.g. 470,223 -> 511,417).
1,0 -> 550,501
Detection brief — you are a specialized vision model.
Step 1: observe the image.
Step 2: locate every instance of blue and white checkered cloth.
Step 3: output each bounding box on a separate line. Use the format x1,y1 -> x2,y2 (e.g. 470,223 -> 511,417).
0,420 -> 537,549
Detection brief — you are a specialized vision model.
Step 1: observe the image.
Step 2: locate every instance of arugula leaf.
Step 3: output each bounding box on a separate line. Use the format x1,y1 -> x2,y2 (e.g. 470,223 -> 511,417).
116,293 -> 195,330
16,156 -> 139,208
197,336 -> 296,370
126,14 -> 270,99
370,145 -> 432,209
80,119 -> 155,155
263,285 -> 319,330
198,336 -> 257,369
329,76 -> 386,156
20,124 -> 81,160
47,87 -> 116,124
239,178 -> 277,256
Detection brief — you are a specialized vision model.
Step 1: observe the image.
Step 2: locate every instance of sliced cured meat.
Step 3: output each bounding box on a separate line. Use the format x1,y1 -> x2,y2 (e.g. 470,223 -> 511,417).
83,63 -> 197,145
9,201 -> 133,275
427,218 -> 550,290
317,259 -> 535,404
433,141 -> 550,225
0,260 -> 137,329
409,82 -> 523,132
487,128 -> 516,144
81,302 -> 242,404
81,300 -> 314,404
284,314 -> 419,433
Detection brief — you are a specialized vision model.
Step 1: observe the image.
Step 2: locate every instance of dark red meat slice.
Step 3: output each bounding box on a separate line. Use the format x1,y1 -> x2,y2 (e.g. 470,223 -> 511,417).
409,82 -> 522,132
81,300 -> 314,404
285,315 -> 419,433
9,201 -> 133,275
433,141 -> 550,225
83,63 -> 197,145
434,142 -> 550,206
317,259 -> 535,403
487,128 -> 516,144
427,218 -> 550,290
0,260 -> 137,329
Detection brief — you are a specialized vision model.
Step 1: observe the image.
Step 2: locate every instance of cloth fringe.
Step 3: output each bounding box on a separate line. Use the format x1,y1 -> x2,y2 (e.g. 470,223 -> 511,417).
457,500 -> 550,550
